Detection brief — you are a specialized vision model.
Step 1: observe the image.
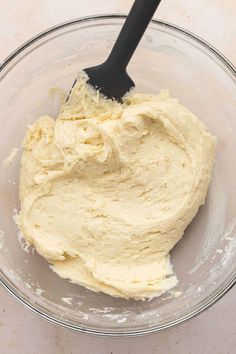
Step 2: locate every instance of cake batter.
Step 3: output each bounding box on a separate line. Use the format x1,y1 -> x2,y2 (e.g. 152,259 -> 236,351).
18,75 -> 216,299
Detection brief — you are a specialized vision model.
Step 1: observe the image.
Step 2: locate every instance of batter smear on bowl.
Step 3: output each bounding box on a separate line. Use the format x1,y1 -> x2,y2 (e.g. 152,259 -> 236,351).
18,75 -> 216,300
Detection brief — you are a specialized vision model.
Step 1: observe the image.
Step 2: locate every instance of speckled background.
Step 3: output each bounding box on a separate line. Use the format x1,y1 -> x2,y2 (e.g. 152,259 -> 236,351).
0,1 -> 236,353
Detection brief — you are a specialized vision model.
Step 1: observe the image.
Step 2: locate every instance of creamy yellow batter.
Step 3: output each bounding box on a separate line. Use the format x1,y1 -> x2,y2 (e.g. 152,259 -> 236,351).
18,75 -> 216,299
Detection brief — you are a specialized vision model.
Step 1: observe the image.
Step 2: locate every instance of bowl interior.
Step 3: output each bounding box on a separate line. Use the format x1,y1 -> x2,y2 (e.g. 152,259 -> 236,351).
0,17 -> 236,334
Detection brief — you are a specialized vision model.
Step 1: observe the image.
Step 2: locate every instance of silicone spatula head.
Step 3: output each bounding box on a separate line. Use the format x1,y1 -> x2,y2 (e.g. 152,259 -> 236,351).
69,0 -> 162,102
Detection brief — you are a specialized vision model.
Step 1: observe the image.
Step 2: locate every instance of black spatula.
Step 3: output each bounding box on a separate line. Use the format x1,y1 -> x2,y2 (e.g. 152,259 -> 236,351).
71,0 -> 162,101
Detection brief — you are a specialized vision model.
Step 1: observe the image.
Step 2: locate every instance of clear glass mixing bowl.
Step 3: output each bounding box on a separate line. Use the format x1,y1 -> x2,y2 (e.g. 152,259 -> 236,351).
0,15 -> 236,336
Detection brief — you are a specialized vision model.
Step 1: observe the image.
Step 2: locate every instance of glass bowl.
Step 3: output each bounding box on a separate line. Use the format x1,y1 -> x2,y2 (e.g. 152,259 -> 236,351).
0,15 -> 236,336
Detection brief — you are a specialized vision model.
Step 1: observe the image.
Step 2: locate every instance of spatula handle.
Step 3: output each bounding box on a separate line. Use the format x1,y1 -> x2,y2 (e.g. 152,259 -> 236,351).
106,0 -> 162,70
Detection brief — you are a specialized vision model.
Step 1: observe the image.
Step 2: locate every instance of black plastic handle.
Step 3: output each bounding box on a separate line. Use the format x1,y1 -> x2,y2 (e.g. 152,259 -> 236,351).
106,0 -> 162,70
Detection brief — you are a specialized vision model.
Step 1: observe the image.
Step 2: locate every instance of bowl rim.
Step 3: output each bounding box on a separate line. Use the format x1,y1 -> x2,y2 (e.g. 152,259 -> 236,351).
0,14 -> 236,337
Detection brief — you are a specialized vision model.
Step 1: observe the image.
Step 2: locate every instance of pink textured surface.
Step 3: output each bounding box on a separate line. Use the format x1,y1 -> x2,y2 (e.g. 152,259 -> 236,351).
0,1 -> 235,353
